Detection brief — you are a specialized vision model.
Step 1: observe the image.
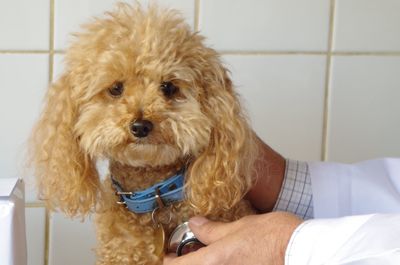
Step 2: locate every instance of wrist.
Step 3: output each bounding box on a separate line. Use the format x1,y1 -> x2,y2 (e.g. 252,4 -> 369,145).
258,212 -> 303,265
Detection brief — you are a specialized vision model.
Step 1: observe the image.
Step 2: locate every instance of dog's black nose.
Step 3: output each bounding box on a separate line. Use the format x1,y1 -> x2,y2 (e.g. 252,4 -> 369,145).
130,119 -> 153,138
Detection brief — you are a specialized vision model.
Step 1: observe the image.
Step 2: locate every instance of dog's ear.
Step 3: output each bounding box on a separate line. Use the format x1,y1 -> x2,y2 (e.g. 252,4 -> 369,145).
29,74 -> 99,217
187,58 -> 257,216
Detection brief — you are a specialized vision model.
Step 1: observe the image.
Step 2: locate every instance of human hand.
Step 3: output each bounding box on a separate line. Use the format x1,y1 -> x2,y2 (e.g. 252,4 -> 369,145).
163,212 -> 303,265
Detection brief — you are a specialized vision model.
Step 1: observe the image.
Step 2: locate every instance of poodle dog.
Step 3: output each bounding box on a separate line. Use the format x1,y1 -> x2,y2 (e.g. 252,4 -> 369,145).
29,3 -> 258,265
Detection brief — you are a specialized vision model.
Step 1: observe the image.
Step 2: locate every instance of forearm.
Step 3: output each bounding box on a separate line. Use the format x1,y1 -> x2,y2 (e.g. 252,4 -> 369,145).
246,136 -> 286,212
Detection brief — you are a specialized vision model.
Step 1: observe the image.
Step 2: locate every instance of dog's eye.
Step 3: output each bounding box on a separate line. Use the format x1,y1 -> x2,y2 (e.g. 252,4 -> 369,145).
160,81 -> 178,98
108,82 -> 124,97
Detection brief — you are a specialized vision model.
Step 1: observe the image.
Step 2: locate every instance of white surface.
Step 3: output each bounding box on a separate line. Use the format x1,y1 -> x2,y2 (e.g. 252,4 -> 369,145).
334,0 -> 400,52
0,54 -> 49,203
0,178 -> 18,197
287,214 -> 400,264
54,0 -> 195,50
224,55 -> 326,161
0,0 -> 50,50
328,56 -> 400,163
310,158 -> 400,218
26,208 -> 46,265
0,179 -> 26,265
286,158 -> 400,264
200,0 -> 330,51
48,213 -> 96,265
53,54 -> 65,80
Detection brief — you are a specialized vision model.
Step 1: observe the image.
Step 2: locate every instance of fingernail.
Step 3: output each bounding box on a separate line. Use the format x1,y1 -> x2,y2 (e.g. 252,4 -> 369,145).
189,216 -> 209,227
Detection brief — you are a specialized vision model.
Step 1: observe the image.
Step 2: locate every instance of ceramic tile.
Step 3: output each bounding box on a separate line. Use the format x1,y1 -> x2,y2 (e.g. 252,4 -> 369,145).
334,0 -> 400,52
53,54 -> 65,80
0,54 -> 49,202
200,0 -> 330,51
152,0 -> 195,26
328,56 -> 400,162
0,0 -> 50,50
55,0 -> 195,50
223,55 -> 326,161
48,213 -> 97,265
26,207 -> 46,265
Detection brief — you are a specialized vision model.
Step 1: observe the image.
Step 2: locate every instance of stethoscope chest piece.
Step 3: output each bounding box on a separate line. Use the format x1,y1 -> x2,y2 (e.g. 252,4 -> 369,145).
167,222 -> 205,256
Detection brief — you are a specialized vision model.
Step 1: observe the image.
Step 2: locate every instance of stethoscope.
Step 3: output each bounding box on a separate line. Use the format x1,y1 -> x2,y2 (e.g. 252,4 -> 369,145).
167,222 -> 205,256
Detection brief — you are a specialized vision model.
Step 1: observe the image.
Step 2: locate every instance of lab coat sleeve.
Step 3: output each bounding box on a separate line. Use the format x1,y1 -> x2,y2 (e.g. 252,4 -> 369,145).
285,214 -> 400,265
284,158 -> 400,264
309,158 -> 400,218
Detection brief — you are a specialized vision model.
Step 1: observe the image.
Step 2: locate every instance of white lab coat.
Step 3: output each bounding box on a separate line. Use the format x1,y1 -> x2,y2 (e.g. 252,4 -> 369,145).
285,158 -> 400,264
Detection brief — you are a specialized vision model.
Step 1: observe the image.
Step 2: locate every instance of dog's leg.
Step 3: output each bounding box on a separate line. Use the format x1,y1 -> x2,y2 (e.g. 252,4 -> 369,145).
94,188 -> 162,265
94,209 -> 162,265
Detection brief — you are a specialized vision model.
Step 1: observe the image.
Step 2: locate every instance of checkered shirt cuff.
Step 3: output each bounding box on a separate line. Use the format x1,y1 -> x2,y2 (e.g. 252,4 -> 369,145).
272,159 -> 314,220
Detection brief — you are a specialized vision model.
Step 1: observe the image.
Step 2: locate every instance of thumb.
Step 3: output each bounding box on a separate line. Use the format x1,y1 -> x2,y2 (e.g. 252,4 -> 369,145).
188,216 -> 238,245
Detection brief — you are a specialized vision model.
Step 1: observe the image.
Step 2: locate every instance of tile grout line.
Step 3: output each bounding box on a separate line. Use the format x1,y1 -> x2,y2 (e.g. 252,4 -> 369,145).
221,51 -> 400,56
1,50 -> 400,56
25,202 -> 46,208
332,51 -> 400,56
44,0 -> 55,264
44,209 -> 51,265
48,0 -> 55,83
321,0 -> 336,162
220,51 -> 327,56
194,0 -> 200,32
0,50 -> 50,54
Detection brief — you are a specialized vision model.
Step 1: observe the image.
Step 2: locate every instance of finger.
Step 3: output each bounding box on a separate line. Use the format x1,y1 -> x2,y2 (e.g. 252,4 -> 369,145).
163,254 -> 177,265
163,249 -> 207,265
188,216 -> 240,245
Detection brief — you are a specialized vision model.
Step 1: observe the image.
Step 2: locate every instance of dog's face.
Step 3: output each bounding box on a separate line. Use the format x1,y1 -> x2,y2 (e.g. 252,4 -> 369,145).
77,75 -> 210,168
68,5 -> 223,167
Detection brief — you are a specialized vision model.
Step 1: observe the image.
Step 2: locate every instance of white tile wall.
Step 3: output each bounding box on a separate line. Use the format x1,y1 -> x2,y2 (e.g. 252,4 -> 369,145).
328,56 -> 400,162
334,0 -> 400,52
55,0 -> 195,50
1,0 -> 400,264
26,207 -> 46,265
0,0 -> 50,50
48,213 -> 96,265
53,54 -> 65,79
54,0 -> 117,50
0,54 -> 49,202
200,0 -> 331,51
224,55 -> 326,161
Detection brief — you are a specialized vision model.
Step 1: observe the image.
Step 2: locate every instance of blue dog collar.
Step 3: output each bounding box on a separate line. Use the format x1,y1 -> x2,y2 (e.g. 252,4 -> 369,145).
112,169 -> 185,214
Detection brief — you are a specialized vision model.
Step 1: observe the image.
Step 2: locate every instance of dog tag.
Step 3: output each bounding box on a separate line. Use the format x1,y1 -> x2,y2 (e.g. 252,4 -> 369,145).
154,224 -> 166,257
